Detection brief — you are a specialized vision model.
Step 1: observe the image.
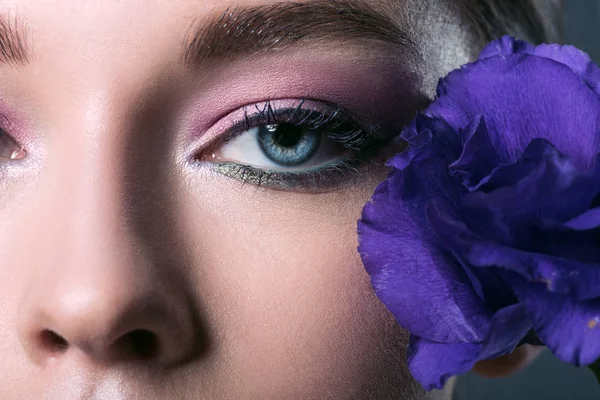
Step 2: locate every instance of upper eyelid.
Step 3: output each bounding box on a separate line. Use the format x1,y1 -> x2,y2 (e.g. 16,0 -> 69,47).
243,102 -> 341,130
206,98 -> 364,144
190,98 -> 368,162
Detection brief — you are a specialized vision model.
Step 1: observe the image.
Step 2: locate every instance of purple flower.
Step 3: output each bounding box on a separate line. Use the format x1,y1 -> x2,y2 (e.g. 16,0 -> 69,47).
357,36 -> 600,390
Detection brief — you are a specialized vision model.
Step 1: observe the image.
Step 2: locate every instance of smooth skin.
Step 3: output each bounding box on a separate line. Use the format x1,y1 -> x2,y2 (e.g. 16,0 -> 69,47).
0,1 -> 537,399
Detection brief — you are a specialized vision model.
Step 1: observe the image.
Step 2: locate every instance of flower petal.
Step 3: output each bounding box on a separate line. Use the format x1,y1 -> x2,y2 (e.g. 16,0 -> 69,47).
480,36 -> 600,97
359,195 -> 488,344
427,53 -> 600,170
510,275 -> 600,366
386,115 -> 458,171
530,44 -> 600,96
358,127 -> 490,343
385,128 -> 433,171
462,141 -> 600,234
408,336 -> 482,390
426,201 -> 517,304
472,139 -> 583,195
452,144 -> 600,291
479,36 -> 535,59
408,304 -> 531,390
565,207 -> 600,230
428,200 -> 600,300
449,116 -> 504,191
473,242 -> 600,301
477,304 -> 533,361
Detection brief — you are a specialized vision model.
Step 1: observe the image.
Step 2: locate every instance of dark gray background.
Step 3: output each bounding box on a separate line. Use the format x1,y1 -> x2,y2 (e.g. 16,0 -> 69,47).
565,1 -> 600,61
455,2 -> 600,399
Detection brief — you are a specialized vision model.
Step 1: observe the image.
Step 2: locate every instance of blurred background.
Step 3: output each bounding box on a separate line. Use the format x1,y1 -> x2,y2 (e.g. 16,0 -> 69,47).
564,1 -> 600,61
454,2 -> 600,399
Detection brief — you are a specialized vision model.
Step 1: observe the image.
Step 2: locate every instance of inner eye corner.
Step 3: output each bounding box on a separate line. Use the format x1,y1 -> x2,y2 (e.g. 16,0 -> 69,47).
0,144 -> 27,161
11,147 -> 27,160
0,126 -> 28,161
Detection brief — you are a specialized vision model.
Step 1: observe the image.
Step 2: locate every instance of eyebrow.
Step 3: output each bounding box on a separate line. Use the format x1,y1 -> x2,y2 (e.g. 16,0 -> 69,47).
183,0 -> 415,68
0,13 -> 29,66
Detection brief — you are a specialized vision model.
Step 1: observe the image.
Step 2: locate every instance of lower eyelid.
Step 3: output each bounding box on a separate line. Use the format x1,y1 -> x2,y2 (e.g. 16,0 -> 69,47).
209,161 -> 361,192
206,146 -> 390,193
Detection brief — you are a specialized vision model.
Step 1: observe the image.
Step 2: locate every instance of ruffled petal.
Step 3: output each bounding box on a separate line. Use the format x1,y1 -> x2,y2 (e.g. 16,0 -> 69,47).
480,36 -> 600,97
385,128 -> 433,171
386,115 -> 460,171
427,53 -> 600,170
472,139 -> 578,194
449,116 -> 504,191
463,141 -> 600,233
359,188 -> 488,343
358,125 -> 490,343
530,44 -> 600,96
565,207 -> 600,230
408,336 -> 482,390
477,304 -> 533,360
479,36 -> 535,59
408,304 -> 531,390
510,275 -> 600,365
468,239 -> 600,301
428,201 -> 600,300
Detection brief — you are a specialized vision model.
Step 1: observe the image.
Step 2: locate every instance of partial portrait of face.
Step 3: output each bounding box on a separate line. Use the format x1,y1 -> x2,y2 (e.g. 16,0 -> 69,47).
0,1 -> 483,399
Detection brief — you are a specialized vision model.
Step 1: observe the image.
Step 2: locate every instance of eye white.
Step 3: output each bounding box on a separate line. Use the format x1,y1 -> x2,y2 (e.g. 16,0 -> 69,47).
214,125 -> 349,172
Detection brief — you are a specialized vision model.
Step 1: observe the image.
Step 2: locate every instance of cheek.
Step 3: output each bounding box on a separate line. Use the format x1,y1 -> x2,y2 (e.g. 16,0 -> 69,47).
179,174 -> 410,396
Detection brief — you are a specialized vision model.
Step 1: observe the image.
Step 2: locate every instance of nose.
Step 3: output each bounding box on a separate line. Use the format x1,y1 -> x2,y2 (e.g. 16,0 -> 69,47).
16,143 -> 200,369
19,268 -> 198,367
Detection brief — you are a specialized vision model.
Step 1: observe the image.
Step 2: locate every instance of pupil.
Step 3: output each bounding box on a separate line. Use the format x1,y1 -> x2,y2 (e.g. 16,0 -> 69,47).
258,123 -> 321,167
272,124 -> 304,148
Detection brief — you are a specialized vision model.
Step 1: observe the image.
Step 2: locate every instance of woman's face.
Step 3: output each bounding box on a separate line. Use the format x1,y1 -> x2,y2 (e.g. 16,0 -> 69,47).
0,1 -> 478,398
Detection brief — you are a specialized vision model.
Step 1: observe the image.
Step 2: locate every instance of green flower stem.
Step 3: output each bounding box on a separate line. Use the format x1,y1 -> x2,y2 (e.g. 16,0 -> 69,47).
588,359 -> 600,386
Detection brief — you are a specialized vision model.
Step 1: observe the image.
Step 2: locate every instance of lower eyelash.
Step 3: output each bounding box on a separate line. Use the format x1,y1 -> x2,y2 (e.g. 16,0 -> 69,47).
209,154 -> 383,192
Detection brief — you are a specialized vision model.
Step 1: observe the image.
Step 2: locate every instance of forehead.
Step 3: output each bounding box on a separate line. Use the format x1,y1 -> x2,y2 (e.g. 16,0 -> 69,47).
0,0 -> 462,57
0,1 -> 390,72
0,0 -> 477,113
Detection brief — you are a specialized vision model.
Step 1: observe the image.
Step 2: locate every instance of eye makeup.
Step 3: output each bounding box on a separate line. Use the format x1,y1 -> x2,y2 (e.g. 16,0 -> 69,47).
193,98 -> 404,192
179,46 -> 424,193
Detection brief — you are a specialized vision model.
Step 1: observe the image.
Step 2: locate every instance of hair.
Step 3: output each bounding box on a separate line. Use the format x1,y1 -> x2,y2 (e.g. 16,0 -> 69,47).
460,0 -> 564,44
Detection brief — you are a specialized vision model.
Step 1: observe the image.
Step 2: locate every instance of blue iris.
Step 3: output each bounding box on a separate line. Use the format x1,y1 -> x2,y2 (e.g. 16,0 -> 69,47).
257,123 -> 321,167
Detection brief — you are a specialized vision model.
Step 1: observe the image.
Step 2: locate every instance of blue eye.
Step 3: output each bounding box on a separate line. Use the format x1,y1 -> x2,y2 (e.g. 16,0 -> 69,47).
197,99 -> 396,191
257,123 -> 321,167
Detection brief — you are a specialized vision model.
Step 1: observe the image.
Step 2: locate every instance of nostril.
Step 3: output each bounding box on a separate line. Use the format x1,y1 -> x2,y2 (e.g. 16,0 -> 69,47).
35,329 -> 161,362
39,329 -> 69,353
115,329 -> 159,360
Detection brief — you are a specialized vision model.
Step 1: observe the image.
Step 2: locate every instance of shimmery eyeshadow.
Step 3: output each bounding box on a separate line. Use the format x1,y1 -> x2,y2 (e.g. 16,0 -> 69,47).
180,47 -> 426,147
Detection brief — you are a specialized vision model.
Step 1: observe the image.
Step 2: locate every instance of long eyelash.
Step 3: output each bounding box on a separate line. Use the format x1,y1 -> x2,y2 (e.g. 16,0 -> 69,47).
243,99 -> 332,130
233,98 -> 387,153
